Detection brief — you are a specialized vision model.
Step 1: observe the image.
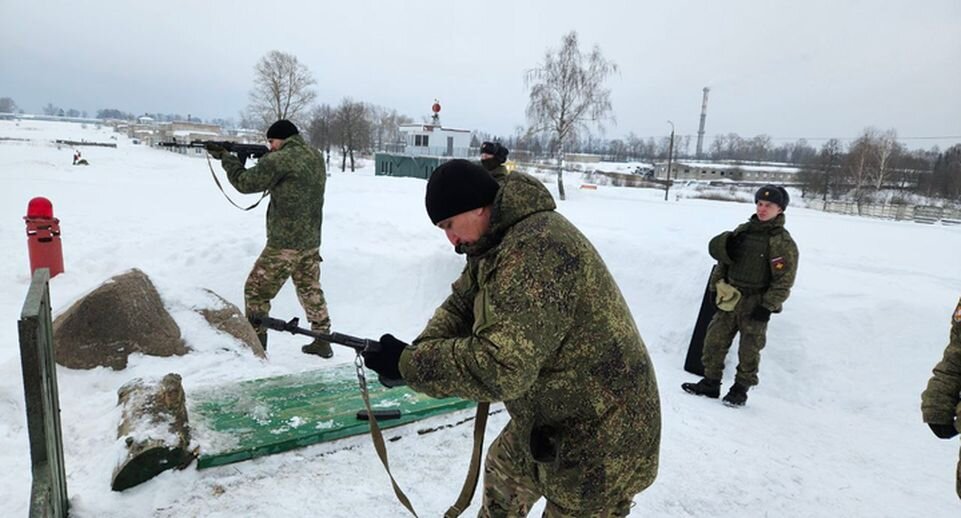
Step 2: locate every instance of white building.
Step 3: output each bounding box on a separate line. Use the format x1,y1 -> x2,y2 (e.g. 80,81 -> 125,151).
397,122 -> 471,158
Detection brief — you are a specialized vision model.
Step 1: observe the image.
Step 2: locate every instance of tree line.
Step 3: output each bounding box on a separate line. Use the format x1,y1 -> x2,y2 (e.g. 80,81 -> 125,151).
241,50 -> 415,172
4,36 -> 958,200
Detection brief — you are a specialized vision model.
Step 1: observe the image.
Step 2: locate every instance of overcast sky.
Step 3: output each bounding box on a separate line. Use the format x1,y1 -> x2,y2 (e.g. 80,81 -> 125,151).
2,0 -> 959,150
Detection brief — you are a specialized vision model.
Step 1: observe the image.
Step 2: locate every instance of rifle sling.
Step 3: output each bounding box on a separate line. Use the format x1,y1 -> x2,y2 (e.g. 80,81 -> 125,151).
444,401 -> 490,518
205,152 -> 268,211
357,363 -> 490,517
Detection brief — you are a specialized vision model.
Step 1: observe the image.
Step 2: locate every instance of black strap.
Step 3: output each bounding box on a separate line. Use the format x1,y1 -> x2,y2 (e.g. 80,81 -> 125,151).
205,152 -> 268,211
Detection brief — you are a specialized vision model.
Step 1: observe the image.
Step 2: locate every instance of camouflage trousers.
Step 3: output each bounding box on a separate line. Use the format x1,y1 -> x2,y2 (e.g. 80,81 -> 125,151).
245,246 -> 330,332
702,293 -> 768,387
479,430 -> 633,518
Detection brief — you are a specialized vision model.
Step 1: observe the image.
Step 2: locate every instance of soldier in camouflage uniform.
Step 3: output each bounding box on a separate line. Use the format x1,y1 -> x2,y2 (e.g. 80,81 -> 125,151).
682,185 -> 799,407
207,120 -> 332,357
363,160 -> 661,517
480,141 -> 510,181
921,297 -> 961,500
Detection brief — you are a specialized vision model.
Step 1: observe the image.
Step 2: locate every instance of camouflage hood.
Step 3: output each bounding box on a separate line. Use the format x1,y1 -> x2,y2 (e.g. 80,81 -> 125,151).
462,172 -> 556,257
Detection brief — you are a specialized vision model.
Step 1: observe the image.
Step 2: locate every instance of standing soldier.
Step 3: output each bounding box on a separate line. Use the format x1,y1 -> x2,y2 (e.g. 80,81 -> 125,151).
363,160 -> 661,516
921,296 -> 961,500
682,185 -> 799,407
479,141 -> 510,181
205,120 -> 332,358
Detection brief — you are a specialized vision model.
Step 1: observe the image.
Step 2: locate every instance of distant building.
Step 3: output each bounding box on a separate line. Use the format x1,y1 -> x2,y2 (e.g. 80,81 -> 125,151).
564,153 -> 602,164
374,101 -> 472,179
654,160 -> 802,185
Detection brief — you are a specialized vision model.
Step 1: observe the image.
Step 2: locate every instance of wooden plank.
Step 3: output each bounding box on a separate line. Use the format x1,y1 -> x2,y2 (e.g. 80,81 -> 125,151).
18,268 -> 69,518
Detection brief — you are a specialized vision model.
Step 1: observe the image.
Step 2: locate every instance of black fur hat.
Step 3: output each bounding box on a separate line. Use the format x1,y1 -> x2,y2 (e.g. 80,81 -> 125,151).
480,141 -> 509,162
755,185 -> 789,210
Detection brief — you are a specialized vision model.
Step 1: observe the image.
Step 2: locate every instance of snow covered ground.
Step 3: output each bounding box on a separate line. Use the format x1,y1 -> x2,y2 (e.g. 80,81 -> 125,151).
1,120 -> 959,517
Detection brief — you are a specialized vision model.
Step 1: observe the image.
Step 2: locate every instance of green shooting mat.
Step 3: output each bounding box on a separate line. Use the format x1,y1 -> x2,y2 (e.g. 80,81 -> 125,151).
190,364 -> 474,469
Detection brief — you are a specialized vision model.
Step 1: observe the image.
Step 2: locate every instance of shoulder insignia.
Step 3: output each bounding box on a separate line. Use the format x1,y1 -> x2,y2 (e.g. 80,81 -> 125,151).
771,256 -> 786,271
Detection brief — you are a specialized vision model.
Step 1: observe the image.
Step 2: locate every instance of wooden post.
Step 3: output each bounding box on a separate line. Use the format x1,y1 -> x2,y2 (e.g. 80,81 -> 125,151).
18,268 -> 69,517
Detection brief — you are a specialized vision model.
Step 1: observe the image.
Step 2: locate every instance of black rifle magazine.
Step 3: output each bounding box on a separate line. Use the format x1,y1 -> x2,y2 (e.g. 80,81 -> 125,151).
356,409 -> 402,421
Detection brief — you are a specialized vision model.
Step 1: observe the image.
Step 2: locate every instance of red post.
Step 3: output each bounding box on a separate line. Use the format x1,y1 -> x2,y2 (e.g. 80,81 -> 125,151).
24,197 -> 65,278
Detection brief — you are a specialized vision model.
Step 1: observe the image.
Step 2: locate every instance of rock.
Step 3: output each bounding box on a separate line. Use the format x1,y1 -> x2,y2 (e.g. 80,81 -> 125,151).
53,269 -> 186,370
195,289 -> 265,358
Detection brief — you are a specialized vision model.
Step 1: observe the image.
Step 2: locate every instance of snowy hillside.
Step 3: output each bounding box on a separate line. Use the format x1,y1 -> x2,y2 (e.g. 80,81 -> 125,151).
1,120 -> 959,517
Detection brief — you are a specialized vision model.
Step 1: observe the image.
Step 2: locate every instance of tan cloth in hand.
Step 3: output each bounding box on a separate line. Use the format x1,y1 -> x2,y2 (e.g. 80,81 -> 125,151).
715,279 -> 742,312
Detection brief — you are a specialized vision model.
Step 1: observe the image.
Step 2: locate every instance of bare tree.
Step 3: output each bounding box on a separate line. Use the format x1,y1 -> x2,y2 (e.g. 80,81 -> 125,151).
843,128 -> 878,199
871,128 -> 901,190
367,105 -> 412,152
0,97 -> 16,113
525,31 -> 617,200
247,50 -> 317,129
929,145 -> 961,199
307,104 -> 335,168
819,138 -> 842,200
675,134 -> 692,158
42,103 -> 61,116
331,98 -> 371,172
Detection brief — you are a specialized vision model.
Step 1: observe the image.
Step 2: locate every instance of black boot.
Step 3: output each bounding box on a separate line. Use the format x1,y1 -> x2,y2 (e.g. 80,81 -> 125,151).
681,377 -> 721,398
247,314 -> 268,351
722,383 -> 749,407
302,339 -> 333,358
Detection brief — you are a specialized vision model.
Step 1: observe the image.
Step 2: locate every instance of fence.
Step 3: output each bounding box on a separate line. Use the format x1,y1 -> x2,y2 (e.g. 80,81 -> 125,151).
18,268 -> 69,517
807,200 -> 961,226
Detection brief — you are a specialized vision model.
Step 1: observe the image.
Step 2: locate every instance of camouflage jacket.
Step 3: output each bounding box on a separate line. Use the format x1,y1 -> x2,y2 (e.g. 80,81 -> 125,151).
709,213 -> 799,312
922,298 -> 961,427
221,134 -> 326,250
399,172 -> 661,507
489,164 -> 510,182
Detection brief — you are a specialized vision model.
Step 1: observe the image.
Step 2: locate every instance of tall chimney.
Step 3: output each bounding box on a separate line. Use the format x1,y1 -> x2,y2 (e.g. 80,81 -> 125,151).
696,87 -> 710,158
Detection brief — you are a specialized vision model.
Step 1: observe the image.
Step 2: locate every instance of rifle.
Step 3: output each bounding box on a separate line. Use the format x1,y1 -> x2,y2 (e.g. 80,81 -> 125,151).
157,140 -> 269,164
157,139 -> 272,211
252,316 -> 405,387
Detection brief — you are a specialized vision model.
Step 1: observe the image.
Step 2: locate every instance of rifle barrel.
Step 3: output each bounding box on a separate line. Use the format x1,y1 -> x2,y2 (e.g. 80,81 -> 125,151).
256,316 -> 380,352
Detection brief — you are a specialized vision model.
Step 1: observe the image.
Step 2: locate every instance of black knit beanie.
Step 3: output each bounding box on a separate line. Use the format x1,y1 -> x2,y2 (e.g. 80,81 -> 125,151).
266,119 -> 299,140
755,185 -> 789,210
425,159 -> 500,224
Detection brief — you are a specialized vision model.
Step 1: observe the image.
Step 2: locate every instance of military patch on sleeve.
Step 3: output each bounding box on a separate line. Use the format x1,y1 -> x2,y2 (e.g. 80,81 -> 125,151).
953,299 -> 961,323
771,256 -> 787,271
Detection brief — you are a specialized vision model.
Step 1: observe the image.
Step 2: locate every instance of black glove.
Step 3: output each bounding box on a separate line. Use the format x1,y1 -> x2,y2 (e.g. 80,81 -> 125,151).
362,334 -> 408,386
204,142 -> 227,160
929,422 -> 959,439
750,305 -> 772,322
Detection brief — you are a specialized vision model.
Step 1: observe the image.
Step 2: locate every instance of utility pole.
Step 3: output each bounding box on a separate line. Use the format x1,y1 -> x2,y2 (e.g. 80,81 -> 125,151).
665,120 -> 675,201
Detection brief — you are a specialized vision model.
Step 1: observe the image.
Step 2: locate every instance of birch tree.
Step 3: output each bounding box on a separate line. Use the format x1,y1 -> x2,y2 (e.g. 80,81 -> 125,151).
872,128 -> 901,190
525,31 -> 617,200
